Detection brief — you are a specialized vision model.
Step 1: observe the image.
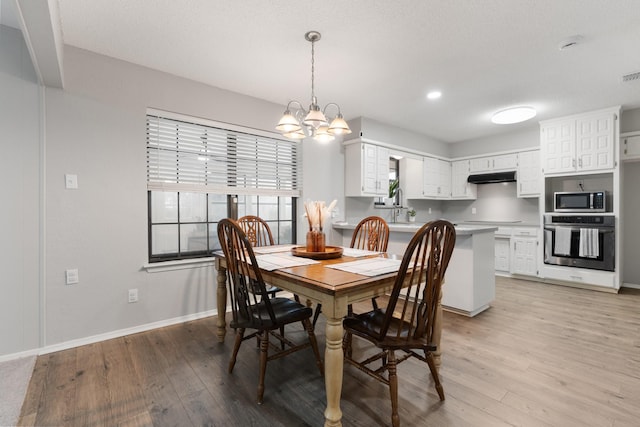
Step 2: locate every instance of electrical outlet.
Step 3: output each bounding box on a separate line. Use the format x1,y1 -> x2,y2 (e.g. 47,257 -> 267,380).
128,289 -> 138,303
428,207 -> 432,214
472,207 -> 477,215
65,269 -> 79,285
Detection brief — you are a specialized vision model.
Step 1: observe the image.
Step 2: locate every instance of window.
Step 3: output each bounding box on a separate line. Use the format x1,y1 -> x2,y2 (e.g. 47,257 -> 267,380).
146,111 -> 300,262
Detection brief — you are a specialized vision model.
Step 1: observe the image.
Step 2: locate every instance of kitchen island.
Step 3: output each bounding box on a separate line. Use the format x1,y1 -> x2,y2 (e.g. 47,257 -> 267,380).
332,222 -> 497,316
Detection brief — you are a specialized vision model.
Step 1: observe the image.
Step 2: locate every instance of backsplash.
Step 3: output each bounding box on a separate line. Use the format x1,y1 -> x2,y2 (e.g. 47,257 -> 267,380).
342,182 -> 539,225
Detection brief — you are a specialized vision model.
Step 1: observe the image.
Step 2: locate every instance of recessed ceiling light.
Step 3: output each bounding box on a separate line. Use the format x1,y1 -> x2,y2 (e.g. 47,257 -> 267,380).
491,106 -> 537,124
426,91 -> 442,100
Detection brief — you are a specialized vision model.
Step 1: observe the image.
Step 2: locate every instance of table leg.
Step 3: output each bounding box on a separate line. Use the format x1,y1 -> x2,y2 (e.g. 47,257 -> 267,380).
433,286 -> 443,369
323,317 -> 343,427
215,260 -> 227,342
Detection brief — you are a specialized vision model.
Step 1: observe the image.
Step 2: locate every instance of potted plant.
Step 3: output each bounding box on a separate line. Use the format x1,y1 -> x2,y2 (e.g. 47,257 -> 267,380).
386,179 -> 399,206
407,208 -> 416,222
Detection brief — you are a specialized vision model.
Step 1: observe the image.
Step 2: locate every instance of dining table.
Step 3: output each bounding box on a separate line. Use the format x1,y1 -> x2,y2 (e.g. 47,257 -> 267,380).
214,244 -> 444,427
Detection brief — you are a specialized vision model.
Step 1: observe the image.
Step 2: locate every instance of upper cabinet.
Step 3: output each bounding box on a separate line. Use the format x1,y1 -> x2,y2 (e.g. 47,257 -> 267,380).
540,107 -> 618,175
344,142 -> 390,197
423,157 -> 451,198
400,156 -> 452,200
469,153 -> 518,173
399,157 -> 423,199
451,160 -> 477,199
516,150 -> 541,198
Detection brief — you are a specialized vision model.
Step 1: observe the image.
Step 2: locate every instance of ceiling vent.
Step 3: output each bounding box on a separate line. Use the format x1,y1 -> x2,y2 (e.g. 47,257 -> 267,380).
622,71 -> 640,83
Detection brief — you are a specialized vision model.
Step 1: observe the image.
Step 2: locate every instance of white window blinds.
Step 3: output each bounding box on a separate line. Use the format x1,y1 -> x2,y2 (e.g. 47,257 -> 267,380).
146,113 -> 301,196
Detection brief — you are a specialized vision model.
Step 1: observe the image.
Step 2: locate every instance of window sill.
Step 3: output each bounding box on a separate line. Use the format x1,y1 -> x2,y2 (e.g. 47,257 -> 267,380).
143,257 -> 216,273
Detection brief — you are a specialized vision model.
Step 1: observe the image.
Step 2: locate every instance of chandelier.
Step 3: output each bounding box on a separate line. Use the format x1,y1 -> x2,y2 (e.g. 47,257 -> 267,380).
276,31 -> 351,142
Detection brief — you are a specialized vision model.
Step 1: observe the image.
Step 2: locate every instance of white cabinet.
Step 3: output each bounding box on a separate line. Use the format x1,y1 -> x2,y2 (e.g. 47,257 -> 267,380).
399,157 -> 423,199
494,227 -> 512,274
517,150 -> 541,198
495,238 -> 511,273
423,157 -> 451,198
451,160 -> 477,199
469,153 -> 518,173
541,108 -> 618,175
344,142 -> 390,197
511,228 -> 538,277
621,133 -> 640,162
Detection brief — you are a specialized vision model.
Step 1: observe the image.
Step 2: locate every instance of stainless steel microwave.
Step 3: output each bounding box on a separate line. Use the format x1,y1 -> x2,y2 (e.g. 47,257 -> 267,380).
553,191 -> 606,213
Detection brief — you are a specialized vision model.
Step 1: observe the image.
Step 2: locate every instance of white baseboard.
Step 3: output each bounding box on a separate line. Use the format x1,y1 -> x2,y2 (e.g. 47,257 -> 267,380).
1,309 -> 219,361
0,348 -> 41,363
39,309 -> 218,355
622,282 -> 640,289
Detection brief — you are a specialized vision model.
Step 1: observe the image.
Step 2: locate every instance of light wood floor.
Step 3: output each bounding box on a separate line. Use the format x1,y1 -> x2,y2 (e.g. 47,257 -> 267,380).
18,277 -> 640,426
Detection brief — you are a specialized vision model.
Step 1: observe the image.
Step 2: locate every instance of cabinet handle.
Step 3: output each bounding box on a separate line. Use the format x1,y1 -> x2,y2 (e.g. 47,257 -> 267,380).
572,159 -> 576,168
578,158 -> 582,168
624,139 -> 627,155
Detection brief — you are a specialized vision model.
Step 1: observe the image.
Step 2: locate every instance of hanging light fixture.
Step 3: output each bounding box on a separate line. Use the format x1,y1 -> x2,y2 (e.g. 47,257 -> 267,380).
276,31 -> 351,142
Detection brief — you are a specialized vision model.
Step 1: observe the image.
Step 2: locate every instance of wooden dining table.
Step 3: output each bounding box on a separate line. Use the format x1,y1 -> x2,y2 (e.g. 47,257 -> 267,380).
214,246 -> 444,427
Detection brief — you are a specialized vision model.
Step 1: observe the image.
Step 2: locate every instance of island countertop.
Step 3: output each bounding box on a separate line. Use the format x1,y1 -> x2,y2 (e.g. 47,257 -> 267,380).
332,222 -> 498,236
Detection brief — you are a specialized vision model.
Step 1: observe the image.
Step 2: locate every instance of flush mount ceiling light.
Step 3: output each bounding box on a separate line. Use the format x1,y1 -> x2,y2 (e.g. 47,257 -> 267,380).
491,106 -> 537,125
276,31 -> 351,142
426,90 -> 442,100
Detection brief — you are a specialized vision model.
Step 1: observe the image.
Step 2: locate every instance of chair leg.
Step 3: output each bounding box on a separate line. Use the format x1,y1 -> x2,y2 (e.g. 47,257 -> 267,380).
258,330 -> 269,405
229,328 -> 245,373
426,352 -> 445,401
312,303 -> 322,329
279,325 -> 285,350
342,330 -> 353,359
388,350 -> 400,427
302,318 -> 324,376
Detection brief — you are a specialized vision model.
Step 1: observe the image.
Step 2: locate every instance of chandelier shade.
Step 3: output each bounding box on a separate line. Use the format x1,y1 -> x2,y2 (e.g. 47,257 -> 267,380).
276,31 -> 351,142
275,111 -> 301,133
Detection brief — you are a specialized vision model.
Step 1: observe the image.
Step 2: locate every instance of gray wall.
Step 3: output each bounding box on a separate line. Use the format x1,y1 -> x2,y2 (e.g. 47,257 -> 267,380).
449,125 -> 539,158
621,107 -> 640,286
348,117 -> 449,157
0,25 -> 42,356
0,42 -> 343,357
42,45 -> 344,349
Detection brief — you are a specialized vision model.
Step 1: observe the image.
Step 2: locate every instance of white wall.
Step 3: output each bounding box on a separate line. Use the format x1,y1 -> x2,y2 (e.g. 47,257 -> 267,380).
0,25 -> 42,356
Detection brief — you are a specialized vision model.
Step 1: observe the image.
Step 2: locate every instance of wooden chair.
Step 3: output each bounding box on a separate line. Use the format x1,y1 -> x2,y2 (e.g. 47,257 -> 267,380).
342,220 -> 456,427
237,215 -> 281,298
312,216 -> 390,327
350,215 -> 390,253
217,218 -> 324,404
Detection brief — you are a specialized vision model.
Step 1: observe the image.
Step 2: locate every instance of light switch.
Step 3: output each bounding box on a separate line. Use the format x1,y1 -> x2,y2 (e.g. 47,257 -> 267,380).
66,269 -> 79,285
65,174 -> 78,189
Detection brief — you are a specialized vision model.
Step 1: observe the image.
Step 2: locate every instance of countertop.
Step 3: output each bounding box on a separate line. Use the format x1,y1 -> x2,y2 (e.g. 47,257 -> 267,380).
332,222 -> 498,235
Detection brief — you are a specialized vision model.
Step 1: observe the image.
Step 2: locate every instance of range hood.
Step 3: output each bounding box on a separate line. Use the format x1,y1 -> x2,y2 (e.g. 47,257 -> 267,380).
467,171 -> 517,184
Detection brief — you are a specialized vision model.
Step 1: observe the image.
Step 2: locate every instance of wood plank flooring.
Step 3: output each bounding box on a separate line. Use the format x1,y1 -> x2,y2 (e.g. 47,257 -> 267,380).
18,277 -> 640,426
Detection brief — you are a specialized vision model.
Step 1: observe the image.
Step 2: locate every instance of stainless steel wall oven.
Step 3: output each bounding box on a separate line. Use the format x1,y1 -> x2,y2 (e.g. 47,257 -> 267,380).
543,214 -> 615,272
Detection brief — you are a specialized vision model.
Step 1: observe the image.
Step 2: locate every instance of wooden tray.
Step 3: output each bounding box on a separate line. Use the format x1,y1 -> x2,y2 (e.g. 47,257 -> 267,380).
291,246 -> 343,260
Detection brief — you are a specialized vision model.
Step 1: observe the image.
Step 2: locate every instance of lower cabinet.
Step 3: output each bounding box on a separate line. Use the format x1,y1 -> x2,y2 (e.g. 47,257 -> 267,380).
494,226 -> 540,278
512,236 -> 538,276
495,238 -> 511,274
